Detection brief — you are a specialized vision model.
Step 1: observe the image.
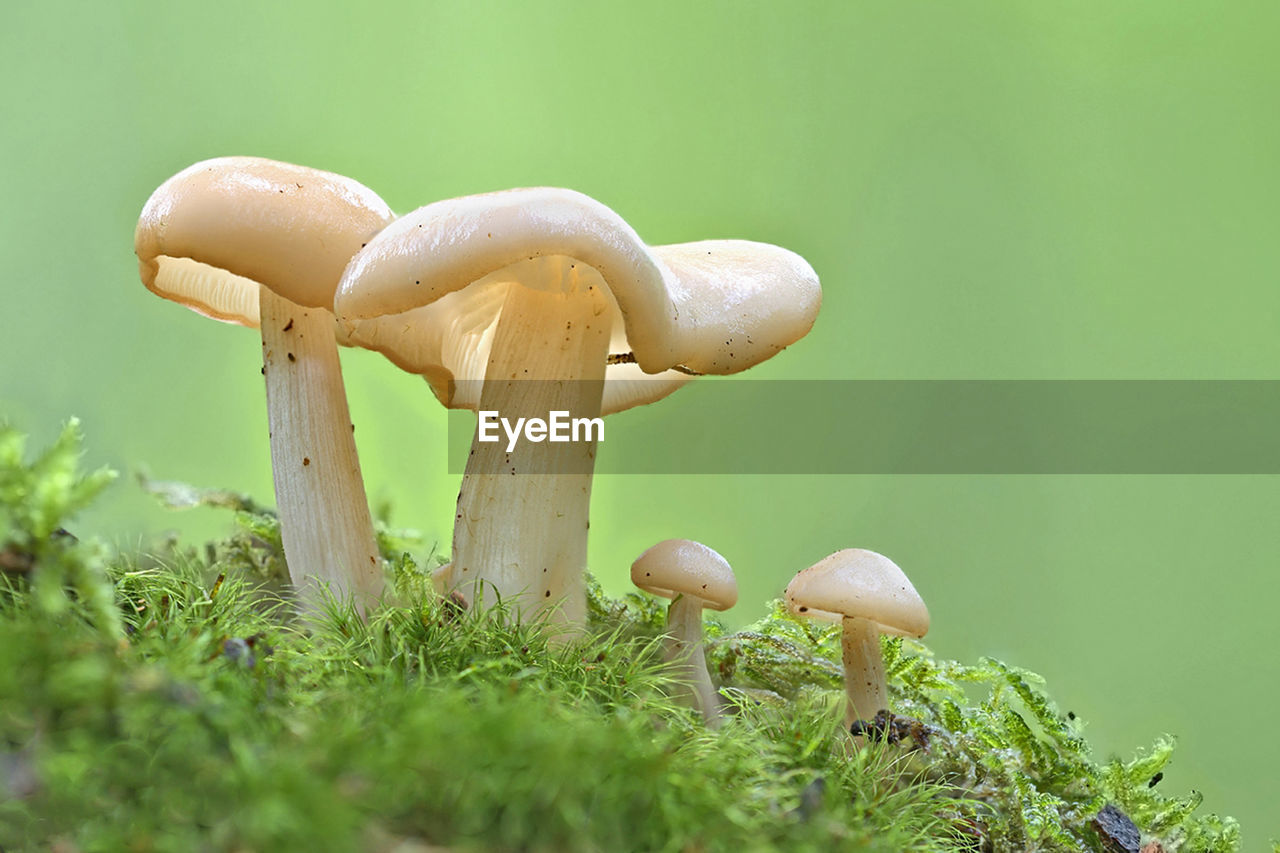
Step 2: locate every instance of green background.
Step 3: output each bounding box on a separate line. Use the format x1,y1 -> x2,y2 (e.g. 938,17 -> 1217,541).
3,1 -> 1277,843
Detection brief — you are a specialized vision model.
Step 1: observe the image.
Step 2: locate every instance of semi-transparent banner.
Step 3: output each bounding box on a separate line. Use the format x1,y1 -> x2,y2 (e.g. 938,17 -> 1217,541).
445,380 -> 1279,475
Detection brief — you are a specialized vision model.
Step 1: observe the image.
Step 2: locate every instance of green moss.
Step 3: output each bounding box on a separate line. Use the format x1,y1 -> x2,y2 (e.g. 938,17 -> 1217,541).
0,421 -> 1246,851
1,419 -> 118,636
708,606 -> 1241,851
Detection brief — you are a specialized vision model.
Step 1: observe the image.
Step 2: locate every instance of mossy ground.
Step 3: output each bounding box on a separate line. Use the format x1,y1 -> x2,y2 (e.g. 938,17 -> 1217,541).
0,421 -> 1247,852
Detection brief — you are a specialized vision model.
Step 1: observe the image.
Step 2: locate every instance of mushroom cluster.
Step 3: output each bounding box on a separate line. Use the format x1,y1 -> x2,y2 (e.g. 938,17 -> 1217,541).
138,158 -> 937,746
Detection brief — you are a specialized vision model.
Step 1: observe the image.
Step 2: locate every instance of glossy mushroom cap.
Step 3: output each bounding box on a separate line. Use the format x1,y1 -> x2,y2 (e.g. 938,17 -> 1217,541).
631,539 -> 739,612
334,187 -> 821,415
657,240 -> 823,375
135,156 -> 394,324
785,549 -> 929,638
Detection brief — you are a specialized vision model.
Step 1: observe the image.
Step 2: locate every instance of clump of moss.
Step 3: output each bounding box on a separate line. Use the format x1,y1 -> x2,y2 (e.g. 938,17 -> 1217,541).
704,602 -> 1241,851
0,421 -> 1246,851
1,419 -> 119,636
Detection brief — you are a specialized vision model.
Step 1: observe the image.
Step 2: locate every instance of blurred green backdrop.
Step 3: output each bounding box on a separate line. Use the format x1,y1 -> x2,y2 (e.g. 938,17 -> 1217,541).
3,0 -> 1277,844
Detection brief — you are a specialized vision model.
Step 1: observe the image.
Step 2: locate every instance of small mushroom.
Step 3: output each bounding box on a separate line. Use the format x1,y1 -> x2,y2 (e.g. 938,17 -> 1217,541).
631,539 -> 738,724
335,188 -> 820,635
430,561 -> 454,598
784,549 -> 929,730
135,157 -> 392,614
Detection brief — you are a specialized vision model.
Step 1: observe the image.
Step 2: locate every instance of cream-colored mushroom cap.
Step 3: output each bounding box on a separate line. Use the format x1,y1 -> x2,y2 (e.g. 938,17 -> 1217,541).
785,549 -> 929,638
631,539 -> 739,611
335,188 -> 821,414
338,276 -> 695,416
336,188 -> 676,365
135,156 -> 394,324
658,240 -> 822,375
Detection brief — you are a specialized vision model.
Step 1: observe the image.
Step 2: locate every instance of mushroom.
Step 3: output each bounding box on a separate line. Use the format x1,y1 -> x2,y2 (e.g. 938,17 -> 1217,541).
784,549 -> 929,730
335,187 -> 820,635
135,156 -> 392,614
631,539 -> 738,724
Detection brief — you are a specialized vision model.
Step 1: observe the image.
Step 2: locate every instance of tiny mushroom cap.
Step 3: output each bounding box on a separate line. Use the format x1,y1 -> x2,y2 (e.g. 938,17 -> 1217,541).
785,549 -> 929,639
631,539 -> 739,611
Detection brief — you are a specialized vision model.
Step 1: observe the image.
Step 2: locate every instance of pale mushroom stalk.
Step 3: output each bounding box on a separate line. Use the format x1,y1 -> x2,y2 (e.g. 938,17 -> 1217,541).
665,593 -> 720,721
450,259 -> 611,632
259,284 -> 382,610
840,615 -> 887,727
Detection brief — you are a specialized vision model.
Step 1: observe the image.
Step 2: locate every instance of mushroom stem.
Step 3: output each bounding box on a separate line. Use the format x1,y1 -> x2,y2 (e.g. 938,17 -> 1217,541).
841,615 -> 888,728
448,260 -> 610,636
665,593 -> 721,724
259,284 -> 382,614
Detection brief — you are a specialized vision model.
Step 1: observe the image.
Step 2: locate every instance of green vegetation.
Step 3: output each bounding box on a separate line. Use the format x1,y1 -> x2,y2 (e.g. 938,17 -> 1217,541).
0,422 -> 1243,851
